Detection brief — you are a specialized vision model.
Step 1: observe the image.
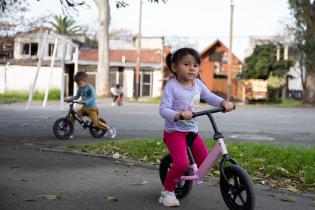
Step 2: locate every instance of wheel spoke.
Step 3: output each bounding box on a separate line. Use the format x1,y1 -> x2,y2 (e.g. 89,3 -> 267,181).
220,166 -> 254,209
234,176 -> 240,188
57,123 -> 64,129
232,194 -> 237,202
237,193 -> 246,205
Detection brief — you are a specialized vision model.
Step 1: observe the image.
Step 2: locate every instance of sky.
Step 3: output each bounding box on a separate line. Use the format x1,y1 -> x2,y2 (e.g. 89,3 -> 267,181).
28,0 -> 293,61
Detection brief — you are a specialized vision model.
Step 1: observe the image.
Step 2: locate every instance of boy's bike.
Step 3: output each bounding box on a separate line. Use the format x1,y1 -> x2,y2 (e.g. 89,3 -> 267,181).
53,101 -> 108,140
159,107 -> 256,210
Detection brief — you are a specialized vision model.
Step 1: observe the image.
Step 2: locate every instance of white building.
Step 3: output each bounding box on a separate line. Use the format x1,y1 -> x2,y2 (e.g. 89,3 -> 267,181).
0,30 -> 165,98
0,28 -> 79,94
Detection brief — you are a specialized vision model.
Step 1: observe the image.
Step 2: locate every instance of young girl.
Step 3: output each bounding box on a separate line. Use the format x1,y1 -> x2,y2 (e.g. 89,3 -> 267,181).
159,48 -> 234,207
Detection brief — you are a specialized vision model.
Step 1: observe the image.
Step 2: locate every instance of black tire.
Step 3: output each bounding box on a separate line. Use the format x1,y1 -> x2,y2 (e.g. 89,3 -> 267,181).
53,117 -> 74,140
220,165 -> 255,210
159,154 -> 193,199
89,118 -> 108,138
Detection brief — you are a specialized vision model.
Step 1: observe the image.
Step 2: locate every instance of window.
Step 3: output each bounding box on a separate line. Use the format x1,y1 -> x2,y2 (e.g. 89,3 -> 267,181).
214,62 -> 221,74
48,44 -> 54,56
30,43 -> 38,55
21,42 -> 38,56
109,67 -> 124,88
140,71 -> 152,97
79,65 -> 97,73
22,43 -> 30,55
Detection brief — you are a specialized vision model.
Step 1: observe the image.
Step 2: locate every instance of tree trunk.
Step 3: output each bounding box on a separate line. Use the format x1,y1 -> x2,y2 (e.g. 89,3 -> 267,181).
303,69 -> 315,104
93,0 -> 110,96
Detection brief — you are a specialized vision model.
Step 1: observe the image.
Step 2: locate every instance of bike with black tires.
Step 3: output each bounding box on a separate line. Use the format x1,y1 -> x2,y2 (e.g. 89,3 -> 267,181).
53,101 -> 108,140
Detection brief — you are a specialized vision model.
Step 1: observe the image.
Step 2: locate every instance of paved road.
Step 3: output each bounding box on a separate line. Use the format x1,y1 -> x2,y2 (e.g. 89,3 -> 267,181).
0,100 -> 314,146
0,101 -> 315,210
1,142 -> 315,210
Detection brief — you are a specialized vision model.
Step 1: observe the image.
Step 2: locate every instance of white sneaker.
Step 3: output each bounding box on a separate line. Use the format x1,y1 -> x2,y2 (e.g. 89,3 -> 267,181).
158,190 -> 180,207
107,127 -> 117,139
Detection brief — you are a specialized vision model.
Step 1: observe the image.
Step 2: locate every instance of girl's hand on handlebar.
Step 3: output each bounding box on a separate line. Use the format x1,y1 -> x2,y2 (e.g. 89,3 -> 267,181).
175,111 -> 193,121
221,101 -> 235,112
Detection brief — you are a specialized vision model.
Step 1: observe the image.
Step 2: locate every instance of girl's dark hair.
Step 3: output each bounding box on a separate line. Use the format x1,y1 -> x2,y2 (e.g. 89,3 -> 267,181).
165,47 -> 201,74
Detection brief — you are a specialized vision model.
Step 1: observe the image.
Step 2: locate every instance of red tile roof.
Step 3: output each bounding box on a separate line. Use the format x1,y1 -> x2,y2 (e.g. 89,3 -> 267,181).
79,49 -> 162,64
200,39 -> 243,64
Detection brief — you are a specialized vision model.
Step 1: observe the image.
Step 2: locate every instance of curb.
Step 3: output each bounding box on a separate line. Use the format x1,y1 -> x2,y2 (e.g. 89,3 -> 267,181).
40,147 -> 159,171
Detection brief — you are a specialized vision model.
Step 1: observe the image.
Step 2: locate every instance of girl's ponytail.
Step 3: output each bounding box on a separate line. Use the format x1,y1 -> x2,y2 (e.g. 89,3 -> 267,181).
165,53 -> 172,72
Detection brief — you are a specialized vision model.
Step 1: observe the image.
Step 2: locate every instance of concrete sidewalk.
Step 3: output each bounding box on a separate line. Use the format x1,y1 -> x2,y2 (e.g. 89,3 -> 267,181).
1,143 -> 314,210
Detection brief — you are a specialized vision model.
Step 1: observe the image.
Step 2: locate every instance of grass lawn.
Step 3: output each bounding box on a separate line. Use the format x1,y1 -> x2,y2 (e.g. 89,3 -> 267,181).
66,139 -> 315,194
0,89 -> 60,102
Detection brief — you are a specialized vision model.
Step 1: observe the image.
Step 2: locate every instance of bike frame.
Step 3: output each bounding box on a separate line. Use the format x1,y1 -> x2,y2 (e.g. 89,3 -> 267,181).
66,102 -> 90,128
180,138 -> 227,183
179,107 -> 237,183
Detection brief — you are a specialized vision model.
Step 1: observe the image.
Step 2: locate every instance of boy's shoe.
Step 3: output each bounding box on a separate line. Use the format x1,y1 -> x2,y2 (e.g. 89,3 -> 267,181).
107,127 -> 117,139
158,190 -> 180,207
69,134 -> 74,139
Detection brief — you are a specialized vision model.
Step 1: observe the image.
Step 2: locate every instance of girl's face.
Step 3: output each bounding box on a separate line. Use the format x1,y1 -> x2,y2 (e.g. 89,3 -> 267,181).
172,54 -> 200,85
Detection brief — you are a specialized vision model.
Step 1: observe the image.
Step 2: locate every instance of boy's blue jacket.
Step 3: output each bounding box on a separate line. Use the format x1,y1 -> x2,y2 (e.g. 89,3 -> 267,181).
71,83 -> 97,108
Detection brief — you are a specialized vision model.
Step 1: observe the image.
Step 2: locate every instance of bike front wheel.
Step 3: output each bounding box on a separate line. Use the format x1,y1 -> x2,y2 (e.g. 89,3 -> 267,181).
53,117 -> 74,140
89,118 -> 108,138
159,154 -> 193,199
220,165 -> 255,210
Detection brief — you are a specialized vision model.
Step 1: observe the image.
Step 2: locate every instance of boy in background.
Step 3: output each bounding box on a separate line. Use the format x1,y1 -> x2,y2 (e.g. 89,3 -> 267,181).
65,71 -> 116,138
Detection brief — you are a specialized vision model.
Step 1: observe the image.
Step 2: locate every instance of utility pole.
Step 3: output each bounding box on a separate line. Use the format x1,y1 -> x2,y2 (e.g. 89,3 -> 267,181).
135,0 -> 143,100
227,0 -> 234,101
284,25 -> 289,61
283,24 -> 289,99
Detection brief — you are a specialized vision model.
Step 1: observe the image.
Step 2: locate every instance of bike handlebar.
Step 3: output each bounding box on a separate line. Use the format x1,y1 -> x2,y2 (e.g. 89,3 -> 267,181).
68,100 -> 85,104
192,105 -> 235,118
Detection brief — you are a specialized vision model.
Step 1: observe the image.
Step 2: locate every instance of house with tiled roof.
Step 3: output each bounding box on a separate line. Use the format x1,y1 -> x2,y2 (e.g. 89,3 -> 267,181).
199,39 -> 243,100
78,45 -> 164,98
0,30 -> 165,98
0,28 -> 82,94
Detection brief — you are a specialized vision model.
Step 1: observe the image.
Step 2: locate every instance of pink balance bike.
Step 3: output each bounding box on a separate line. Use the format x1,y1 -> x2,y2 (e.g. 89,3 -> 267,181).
159,107 -> 256,210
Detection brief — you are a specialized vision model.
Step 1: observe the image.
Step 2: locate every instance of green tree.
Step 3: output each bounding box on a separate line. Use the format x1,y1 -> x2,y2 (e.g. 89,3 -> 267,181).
289,0 -> 315,104
0,0 -> 29,35
242,43 -> 293,80
50,15 -> 81,35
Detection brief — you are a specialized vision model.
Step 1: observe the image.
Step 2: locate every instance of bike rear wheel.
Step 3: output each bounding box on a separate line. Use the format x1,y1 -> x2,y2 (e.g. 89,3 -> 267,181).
89,118 -> 108,138
159,154 -> 193,199
53,117 -> 74,140
220,165 -> 255,210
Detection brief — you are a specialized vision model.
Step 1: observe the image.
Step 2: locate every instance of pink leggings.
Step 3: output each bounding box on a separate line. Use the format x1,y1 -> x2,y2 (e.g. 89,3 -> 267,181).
163,131 -> 208,192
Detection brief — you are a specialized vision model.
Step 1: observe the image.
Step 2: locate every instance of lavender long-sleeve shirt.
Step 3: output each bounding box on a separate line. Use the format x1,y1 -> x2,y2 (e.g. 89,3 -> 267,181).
159,77 -> 224,133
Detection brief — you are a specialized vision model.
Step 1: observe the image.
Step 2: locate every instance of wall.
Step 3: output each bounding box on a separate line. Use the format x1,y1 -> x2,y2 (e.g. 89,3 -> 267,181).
200,58 -> 214,90
0,65 -> 62,93
152,70 -> 162,97
135,37 -> 164,49
123,68 -> 134,98
288,62 -> 303,91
